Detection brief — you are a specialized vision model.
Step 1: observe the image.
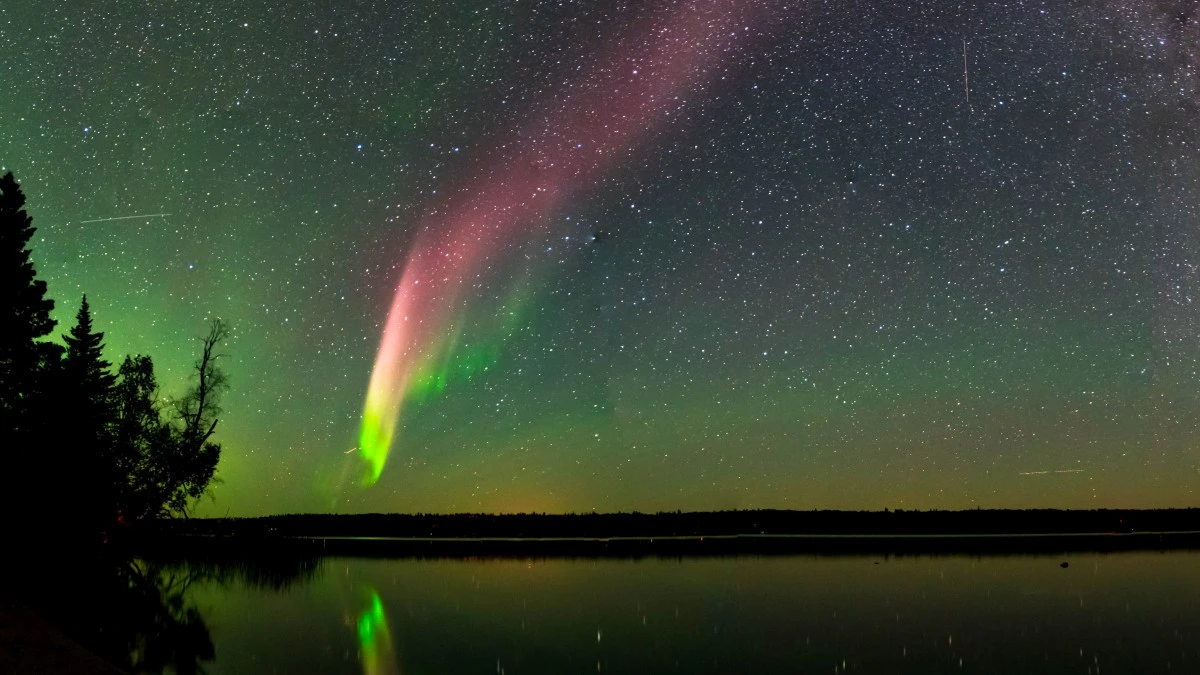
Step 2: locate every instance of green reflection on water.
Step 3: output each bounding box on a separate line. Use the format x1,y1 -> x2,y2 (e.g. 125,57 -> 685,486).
186,553 -> 1200,674
357,588 -> 398,675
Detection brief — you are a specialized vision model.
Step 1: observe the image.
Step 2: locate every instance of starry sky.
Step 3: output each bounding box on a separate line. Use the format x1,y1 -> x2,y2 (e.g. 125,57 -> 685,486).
3,0 -> 1199,515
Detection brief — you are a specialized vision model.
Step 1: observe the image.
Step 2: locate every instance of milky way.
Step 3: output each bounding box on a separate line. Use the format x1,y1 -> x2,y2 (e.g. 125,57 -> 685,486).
3,0 -> 1198,514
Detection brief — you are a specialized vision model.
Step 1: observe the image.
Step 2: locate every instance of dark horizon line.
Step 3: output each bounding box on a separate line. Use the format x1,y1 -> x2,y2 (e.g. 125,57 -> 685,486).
202,506 -> 1200,519
141,506 -> 1200,539
122,507 -> 1200,556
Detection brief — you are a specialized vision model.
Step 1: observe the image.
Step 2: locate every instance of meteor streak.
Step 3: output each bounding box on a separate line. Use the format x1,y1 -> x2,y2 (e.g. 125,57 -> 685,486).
963,38 -> 971,111
78,213 -> 172,223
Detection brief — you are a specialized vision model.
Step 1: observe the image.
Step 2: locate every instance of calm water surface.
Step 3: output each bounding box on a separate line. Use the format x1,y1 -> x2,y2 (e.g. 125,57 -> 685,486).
187,551 -> 1199,674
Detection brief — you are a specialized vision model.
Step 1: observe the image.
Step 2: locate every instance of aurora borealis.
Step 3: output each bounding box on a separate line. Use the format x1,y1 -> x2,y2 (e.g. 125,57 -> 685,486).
3,0 -> 1199,514
359,0 -> 775,484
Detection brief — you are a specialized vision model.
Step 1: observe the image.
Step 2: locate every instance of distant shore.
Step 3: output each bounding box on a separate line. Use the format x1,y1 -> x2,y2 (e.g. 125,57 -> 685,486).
127,508 -> 1200,557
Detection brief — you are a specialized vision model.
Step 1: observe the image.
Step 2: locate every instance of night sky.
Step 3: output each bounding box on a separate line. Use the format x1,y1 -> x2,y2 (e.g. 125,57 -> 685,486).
4,0 -> 1199,515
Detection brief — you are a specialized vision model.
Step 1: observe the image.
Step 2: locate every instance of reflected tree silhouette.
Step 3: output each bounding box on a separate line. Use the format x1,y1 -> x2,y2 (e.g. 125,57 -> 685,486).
18,553 -> 324,674
115,560 -> 215,675
158,552 -> 325,593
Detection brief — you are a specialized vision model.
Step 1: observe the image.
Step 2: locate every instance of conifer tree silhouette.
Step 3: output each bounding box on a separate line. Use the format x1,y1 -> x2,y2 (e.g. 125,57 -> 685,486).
0,172 -> 59,531
0,171 -> 56,430
64,295 -> 115,392
62,295 -> 119,523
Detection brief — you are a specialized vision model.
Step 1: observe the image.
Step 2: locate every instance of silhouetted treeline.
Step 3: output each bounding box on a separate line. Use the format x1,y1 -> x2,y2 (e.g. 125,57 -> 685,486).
145,508 -> 1200,539
0,171 -> 228,542
124,509 -> 1200,557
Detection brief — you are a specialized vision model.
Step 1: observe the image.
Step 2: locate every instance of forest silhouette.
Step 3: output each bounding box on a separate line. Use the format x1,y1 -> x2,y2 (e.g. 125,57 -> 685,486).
0,171 -> 257,674
0,171 -> 227,541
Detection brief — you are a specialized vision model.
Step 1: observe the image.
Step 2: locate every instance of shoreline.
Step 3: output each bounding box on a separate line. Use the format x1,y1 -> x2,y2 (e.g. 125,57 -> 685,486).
132,529 -> 1200,558
120,508 -> 1200,557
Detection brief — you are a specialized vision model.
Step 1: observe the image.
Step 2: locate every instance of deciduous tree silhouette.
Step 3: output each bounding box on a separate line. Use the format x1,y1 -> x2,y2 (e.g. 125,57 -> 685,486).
176,320 -> 228,469
117,320 -> 228,519
114,354 -> 171,519
166,318 -> 228,516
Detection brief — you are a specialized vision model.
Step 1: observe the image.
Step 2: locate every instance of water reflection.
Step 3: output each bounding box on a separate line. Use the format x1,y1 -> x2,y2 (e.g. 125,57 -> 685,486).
356,588 -> 399,675
184,552 -> 1199,674
118,559 -> 215,674
31,551 -> 1199,673
17,552 -> 323,674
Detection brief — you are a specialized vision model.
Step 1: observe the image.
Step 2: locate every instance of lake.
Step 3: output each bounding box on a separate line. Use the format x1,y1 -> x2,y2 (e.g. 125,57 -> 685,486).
177,550 -> 1198,674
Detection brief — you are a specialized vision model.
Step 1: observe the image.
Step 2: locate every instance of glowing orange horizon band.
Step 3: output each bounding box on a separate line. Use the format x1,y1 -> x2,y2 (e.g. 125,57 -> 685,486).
359,0 -> 778,484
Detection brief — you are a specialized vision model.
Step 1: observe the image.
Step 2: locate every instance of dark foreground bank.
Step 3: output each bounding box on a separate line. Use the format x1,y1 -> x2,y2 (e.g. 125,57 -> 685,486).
128,508 -> 1200,557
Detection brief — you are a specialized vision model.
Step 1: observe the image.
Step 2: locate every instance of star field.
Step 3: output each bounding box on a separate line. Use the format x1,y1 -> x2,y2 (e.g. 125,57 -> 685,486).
3,0 -> 1198,514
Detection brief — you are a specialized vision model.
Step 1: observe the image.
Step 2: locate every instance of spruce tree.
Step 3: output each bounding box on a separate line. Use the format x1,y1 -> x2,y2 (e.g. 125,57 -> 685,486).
0,171 -> 56,428
0,171 -> 58,532
62,295 -> 118,525
63,295 -> 115,393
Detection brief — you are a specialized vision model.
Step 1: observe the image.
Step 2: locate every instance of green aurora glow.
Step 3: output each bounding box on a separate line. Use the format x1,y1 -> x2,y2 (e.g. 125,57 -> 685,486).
3,0 -> 1198,513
